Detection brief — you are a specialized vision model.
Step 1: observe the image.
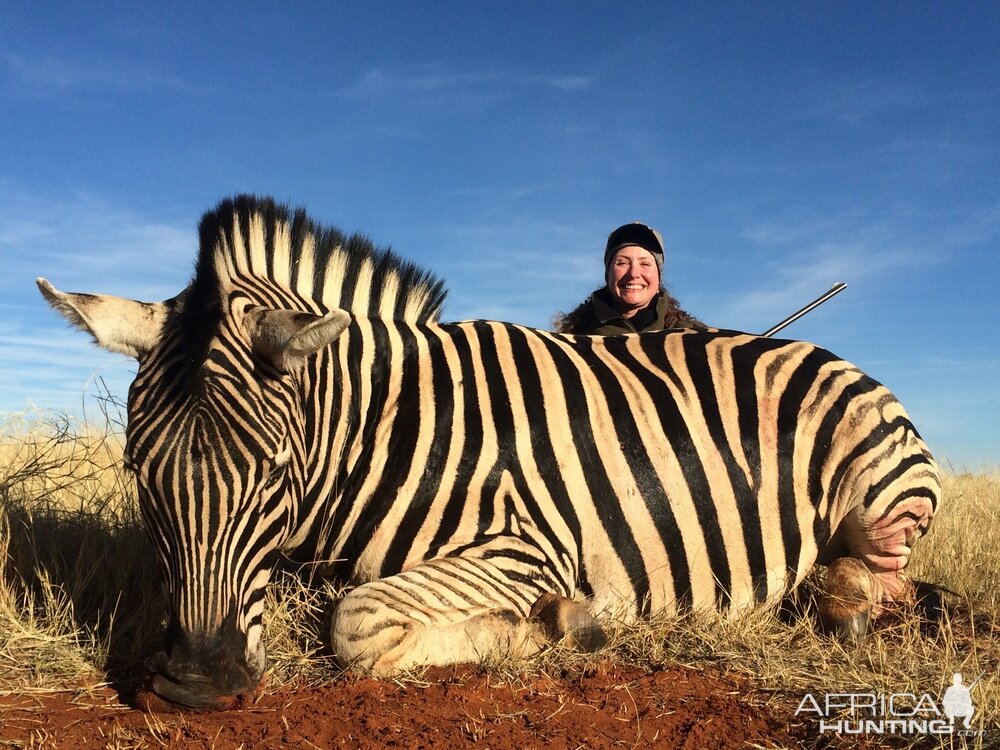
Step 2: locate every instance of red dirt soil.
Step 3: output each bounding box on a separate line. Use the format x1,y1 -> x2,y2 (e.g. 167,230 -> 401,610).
0,662 -> 888,749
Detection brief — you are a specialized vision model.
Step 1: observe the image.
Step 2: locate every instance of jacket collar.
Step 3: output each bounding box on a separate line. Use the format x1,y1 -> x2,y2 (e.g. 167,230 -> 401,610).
592,287 -> 663,325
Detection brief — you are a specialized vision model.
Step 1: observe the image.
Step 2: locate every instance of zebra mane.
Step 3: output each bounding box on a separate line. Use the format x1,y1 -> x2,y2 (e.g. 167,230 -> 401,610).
190,195 -> 447,324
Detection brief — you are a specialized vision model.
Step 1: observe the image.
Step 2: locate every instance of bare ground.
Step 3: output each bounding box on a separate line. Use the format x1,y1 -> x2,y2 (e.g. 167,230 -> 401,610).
0,662 -> 903,750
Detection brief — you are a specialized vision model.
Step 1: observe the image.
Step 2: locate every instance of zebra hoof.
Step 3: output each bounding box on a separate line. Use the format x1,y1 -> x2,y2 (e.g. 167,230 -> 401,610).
530,592 -> 607,652
817,557 -> 877,642
823,607 -> 871,641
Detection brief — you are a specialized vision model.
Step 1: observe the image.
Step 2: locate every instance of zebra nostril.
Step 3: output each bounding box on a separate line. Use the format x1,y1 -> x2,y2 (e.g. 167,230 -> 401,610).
145,650 -> 170,676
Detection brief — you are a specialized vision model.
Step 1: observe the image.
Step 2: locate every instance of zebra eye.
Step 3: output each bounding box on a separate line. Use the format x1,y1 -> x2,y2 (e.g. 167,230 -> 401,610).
261,466 -> 285,491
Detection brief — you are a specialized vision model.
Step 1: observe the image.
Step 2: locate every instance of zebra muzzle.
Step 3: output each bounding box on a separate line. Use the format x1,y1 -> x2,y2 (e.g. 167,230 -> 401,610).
139,649 -> 259,711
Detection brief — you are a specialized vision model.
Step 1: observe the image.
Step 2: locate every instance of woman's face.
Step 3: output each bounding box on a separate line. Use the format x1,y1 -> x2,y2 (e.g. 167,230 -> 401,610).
607,246 -> 660,315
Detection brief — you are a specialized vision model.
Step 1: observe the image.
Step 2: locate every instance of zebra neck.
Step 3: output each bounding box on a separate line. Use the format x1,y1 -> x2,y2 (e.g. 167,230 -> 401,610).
286,318 -> 432,563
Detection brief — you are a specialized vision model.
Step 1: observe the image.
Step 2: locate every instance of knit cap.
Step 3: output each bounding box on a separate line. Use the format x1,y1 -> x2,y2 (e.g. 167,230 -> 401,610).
604,222 -> 664,274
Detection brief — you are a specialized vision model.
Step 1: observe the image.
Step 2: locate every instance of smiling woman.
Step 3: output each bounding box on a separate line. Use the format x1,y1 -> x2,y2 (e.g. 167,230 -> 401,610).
609,245 -> 660,313
553,222 -> 705,335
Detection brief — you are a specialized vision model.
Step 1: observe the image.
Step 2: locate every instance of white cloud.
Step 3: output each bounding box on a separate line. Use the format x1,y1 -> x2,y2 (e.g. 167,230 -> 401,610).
801,75 -> 930,127
0,183 -> 194,300
4,52 -> 209,96
0,323 -> 136,417
331,63 -> 591,102
0,184 -> 193,416
709,203 -> 965,331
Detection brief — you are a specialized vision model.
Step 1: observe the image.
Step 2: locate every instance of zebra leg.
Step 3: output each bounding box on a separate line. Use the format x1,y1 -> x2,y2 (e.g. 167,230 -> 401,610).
331,553 -> 603,675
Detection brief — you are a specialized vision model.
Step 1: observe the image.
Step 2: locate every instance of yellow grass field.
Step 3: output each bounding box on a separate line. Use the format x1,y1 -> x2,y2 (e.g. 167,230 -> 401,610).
1,413 -> 997,748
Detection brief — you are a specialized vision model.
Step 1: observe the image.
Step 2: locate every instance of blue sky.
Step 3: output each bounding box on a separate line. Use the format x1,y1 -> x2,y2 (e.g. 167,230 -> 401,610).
1,3 -> 997,469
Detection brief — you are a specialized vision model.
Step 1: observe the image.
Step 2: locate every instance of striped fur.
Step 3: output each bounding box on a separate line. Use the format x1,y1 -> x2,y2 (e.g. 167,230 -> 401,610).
324,320 -> 939,670
38,195 -> 940,700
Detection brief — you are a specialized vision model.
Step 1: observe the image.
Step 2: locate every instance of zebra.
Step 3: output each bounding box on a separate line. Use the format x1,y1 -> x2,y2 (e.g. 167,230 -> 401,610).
37,195 -> 941,709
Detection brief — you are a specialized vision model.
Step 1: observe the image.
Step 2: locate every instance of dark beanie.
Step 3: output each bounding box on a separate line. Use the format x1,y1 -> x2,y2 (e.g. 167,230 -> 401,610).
604,222 -> 665,273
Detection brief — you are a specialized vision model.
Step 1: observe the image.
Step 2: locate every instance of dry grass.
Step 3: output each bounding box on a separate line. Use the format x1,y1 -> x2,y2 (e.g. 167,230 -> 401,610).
0,411 -> 160,692
1,412 -> 997,747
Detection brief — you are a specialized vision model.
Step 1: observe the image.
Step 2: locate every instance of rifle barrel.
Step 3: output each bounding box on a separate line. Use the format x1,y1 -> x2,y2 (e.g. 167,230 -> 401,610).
762,282 -> 847,338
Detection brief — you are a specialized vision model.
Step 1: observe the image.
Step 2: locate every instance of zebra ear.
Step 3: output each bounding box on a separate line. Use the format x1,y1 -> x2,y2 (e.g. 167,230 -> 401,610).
248,307 -> 351,373
36,277 -> 170,359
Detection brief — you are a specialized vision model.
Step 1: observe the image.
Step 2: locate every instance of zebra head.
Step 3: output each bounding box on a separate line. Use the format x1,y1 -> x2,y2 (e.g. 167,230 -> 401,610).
37,277 -> 351,709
